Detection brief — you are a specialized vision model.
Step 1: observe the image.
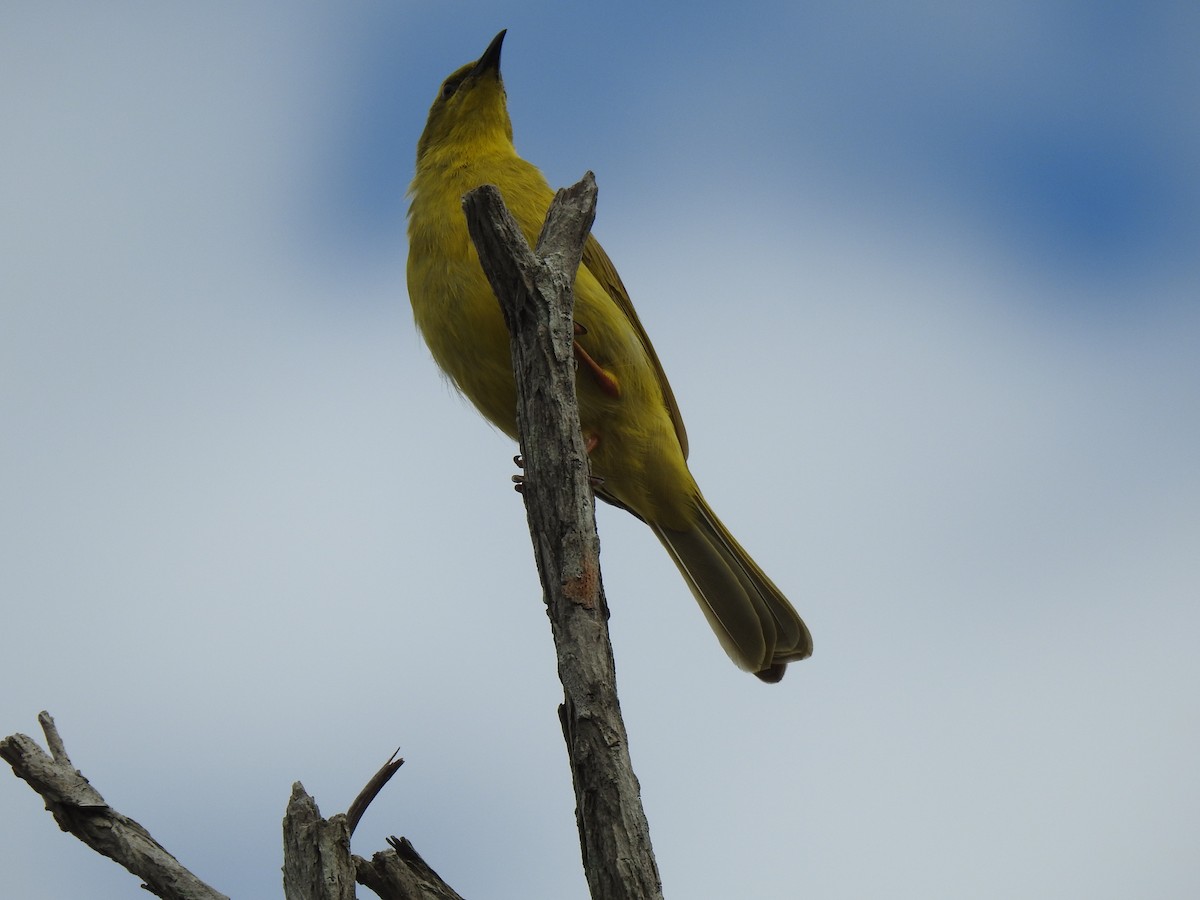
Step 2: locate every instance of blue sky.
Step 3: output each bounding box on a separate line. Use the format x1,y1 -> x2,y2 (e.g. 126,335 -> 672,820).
3,4 -> 1198,899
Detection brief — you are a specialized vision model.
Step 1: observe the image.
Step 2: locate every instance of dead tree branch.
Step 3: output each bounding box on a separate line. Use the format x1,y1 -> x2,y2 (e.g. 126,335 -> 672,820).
282,785 -> 356,900
0,711 -> 229,900
3,712 -> 459,900
353,837 -> 465,900
346,749 -> 404,837
462,172 -> 664,900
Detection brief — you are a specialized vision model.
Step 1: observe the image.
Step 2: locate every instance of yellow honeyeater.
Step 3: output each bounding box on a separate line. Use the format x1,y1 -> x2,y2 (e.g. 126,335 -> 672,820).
406,31 -> 812,681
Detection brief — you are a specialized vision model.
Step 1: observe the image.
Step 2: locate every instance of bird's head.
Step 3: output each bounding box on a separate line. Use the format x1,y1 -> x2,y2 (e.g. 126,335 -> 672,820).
416,30 -> 514,165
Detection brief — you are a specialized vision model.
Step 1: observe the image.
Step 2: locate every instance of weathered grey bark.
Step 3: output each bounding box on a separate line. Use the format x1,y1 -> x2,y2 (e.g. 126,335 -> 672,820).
354,838 -> 465,900
462,172 -> 664,900
0,711 -> 229,900
282,785 -> 356,900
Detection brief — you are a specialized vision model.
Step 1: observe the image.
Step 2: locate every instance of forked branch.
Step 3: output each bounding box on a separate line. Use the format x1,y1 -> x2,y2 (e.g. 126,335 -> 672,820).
463,173 -> 664,900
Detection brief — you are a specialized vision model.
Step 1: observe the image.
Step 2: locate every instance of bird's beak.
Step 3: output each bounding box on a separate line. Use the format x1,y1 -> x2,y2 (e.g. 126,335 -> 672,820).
474,30 -> 506,77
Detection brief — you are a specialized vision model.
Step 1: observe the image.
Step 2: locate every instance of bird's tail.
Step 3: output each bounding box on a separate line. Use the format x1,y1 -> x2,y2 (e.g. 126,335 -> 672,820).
652,495 -> 812,682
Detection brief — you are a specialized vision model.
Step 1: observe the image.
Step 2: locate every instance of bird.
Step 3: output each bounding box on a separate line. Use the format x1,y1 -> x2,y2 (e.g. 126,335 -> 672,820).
406,30 -> 812,681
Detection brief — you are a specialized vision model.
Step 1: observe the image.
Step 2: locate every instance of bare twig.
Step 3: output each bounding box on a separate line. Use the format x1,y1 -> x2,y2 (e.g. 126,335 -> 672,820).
39,709 -> 71,763
0,712 -> 228,900
346,748 -> 404,837
462,173 -> 664,900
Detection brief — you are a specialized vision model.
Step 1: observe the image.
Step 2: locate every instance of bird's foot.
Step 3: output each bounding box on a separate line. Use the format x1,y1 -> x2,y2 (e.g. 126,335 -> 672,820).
511,450 -> 602,493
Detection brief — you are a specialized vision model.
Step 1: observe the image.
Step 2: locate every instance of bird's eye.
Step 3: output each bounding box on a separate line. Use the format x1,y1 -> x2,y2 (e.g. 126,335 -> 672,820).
440,79 -> 460,100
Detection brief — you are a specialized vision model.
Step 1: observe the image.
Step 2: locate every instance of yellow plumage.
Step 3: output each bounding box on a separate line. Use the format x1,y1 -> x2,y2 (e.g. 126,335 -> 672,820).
406,31 -> 812,680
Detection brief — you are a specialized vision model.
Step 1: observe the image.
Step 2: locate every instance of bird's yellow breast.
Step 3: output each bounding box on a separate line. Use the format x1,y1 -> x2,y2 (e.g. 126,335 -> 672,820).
406,152 -> 544,437
406,152 -> 697,527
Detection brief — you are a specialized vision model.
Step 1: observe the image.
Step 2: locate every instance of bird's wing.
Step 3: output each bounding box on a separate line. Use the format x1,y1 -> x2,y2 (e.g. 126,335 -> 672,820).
581,234 -> 690,459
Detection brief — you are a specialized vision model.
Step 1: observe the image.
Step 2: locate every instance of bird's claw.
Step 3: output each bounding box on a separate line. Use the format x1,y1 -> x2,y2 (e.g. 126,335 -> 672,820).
512,452 -> 600,493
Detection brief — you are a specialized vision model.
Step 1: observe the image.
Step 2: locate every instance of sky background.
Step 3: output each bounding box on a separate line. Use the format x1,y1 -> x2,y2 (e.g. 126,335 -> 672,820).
3,3 -> 1198,898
